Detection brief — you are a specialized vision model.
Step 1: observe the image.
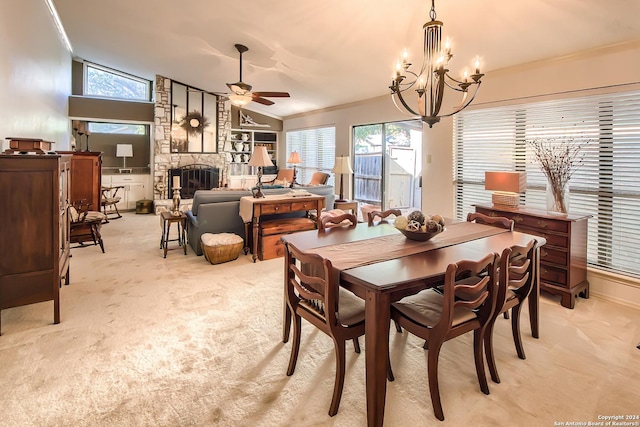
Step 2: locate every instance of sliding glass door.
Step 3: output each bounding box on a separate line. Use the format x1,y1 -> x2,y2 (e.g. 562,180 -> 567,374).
353,120 -> 422,211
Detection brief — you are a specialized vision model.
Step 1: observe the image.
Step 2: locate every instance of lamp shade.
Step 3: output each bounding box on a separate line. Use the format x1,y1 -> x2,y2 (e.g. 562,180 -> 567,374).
116,144 -> 133,158
485,171 -> 526,193
248,146 -> 274,167
229,93 -> 252,107
332,155 -> 354,174
287,151 -> 302,164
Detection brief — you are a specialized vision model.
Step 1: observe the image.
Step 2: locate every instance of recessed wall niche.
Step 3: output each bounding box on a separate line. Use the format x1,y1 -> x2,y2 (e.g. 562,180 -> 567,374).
170,81 -> 218,153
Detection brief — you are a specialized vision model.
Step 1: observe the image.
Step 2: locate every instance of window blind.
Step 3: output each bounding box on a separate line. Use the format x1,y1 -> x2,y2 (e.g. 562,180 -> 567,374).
286,127 -> 336,186
454,90 -> 640,278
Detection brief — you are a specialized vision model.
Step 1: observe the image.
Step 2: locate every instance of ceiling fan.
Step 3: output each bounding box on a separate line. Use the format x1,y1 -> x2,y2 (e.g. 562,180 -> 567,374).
224,44 -> 290,107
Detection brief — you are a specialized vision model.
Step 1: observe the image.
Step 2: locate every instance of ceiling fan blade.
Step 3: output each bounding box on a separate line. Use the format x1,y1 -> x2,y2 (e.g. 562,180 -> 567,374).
252,91 -> 290,98
251,96 -> 275,106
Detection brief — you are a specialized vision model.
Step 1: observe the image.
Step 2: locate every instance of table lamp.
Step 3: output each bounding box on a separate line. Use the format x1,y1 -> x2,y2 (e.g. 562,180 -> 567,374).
287,151 -> 302,186
116,144 -> 133,173
248,146 -> 274,198
485,171 -> 526,207
332,155 -> 354,202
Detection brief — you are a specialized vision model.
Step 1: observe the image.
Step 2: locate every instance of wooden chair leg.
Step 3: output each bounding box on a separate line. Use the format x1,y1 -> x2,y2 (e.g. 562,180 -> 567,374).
352,337 -> 361,354
427,341 -> 445,421
393,319 -> 402,333
474,328 -> 490,395
511,304 -> 526,360
484,319 -> 501,384
329,338 -> 346,417
286,314 -> 302,376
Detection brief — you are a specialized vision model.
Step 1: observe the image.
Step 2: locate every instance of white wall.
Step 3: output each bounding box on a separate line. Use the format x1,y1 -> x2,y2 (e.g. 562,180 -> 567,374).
0,0 -> 72,151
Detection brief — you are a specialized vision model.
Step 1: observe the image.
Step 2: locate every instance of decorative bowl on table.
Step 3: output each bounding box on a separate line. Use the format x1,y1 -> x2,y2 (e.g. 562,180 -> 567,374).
398,227 -> 444,241
395,210 -> 446,241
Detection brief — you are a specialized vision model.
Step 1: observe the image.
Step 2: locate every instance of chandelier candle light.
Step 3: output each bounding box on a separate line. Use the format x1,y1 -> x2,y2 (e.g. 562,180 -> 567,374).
287,151 -> 302,186
248,146 -> 274,198
390,0 -> 484,127
332,155 -> 354,202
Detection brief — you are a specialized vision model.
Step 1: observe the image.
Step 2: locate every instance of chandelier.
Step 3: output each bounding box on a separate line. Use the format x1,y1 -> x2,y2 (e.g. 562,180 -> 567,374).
389,0 -> 484,128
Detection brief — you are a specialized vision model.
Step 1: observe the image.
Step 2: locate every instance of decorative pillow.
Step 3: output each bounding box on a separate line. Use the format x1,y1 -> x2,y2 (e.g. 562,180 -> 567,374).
258,184 -> 284,190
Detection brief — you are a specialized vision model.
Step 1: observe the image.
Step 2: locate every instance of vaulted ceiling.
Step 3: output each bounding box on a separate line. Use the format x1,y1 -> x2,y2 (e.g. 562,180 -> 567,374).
52,0 -> 640,118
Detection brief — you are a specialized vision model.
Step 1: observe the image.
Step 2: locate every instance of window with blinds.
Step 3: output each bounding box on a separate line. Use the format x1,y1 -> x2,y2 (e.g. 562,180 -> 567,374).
454,90 -> 640,278
286,126 -> 336,186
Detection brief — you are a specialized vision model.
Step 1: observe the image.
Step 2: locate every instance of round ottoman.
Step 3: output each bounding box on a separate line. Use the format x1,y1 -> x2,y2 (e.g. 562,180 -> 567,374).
201,233 -> 244,265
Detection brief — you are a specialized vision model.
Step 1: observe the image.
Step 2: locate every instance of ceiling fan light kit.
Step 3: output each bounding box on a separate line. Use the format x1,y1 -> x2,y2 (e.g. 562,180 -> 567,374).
389,0 -> 484,127
224,43 -> 290,108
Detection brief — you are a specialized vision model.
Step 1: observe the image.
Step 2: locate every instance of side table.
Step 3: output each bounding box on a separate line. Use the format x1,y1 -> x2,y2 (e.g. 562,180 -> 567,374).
160,211 -> 187,257
334,200 -> 358,215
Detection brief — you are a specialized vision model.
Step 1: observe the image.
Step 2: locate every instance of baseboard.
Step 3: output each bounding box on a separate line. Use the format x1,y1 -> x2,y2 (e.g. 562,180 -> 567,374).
587,267 -> 640,310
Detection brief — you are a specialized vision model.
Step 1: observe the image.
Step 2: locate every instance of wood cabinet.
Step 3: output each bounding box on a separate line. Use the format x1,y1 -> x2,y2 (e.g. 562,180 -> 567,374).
0,154 -> 70,334
475,204 -> 591,309
58,151 -> 102,210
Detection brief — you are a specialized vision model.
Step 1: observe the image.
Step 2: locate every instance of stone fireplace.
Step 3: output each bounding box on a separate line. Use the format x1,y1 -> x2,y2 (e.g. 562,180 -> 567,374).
153,75 -> 230,200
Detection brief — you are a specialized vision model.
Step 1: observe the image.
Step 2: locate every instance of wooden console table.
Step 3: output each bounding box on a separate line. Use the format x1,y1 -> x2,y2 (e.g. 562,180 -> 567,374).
475,203 -> 592,309
239,194 -> 324,262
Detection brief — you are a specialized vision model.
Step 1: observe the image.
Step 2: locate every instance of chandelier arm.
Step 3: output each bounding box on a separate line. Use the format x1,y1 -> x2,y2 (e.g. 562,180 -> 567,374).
429,71 -> 446,118
436,85 -> 482,119
392,92 -> 420,117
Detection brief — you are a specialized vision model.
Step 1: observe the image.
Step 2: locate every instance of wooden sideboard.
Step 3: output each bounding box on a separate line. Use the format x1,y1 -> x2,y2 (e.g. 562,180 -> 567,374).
239,194 -> 324,262
0,154 -> 71,334
475,204 -> 591,309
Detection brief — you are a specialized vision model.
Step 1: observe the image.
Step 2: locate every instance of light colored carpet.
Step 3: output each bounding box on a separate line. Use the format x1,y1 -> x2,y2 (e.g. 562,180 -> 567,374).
1,212 -> 639,426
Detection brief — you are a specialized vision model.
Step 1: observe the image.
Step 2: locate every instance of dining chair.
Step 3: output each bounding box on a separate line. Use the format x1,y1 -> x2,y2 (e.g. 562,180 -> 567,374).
466,212 -> 514,231
466,212 -> 515,317
484,239 -> 537,383
389,252 -> 499,421
284,241 -> 365,416
318,212 -> 357,231
69,199 -> 107,253
367,209 -> 402,226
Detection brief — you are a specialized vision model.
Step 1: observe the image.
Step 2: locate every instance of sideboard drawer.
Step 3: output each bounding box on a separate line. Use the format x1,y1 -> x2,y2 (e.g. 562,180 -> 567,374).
292,200 -> 320,211
510,214 -> 568,233
540,263 -> 568,287
514,225 -> 569,248
540,246 -> 568,266
261,203 -> 292,215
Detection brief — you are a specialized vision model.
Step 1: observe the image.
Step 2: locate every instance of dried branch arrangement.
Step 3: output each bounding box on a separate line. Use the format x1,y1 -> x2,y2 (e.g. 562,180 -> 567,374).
528,136 -> 587,213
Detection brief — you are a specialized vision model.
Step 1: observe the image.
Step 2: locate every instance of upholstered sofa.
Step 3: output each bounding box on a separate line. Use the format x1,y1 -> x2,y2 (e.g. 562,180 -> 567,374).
185,185 -> 335,255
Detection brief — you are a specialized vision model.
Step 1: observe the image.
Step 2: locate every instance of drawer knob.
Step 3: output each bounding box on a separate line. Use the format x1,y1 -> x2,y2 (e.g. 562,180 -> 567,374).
537,220 -> 549,229
274,206 -> 279,211
541,268 -> 549,275
513,215 -> 523,223
541,250 -> 549,257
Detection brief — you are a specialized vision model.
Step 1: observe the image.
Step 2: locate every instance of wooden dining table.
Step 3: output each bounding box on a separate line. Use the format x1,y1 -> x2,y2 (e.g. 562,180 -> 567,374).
281,220 -> 545,427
